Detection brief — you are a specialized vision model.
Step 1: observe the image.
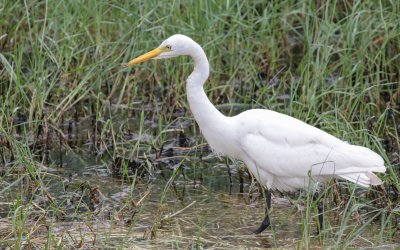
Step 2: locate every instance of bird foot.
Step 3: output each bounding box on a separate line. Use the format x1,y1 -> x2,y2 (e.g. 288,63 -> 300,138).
253,221 -> 270,234
314,224 -> 323,236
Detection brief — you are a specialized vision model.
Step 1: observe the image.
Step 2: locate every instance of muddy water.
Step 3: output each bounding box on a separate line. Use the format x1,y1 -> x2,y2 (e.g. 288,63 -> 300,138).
14,149 -> 392,249
43,152 -> 298,248
0,106 -> 398,248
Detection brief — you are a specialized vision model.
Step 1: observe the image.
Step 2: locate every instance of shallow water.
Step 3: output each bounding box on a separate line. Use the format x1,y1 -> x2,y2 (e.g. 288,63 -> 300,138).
1,146 -> 397,249
45,153 -> 302,248
0,105 -> 398,248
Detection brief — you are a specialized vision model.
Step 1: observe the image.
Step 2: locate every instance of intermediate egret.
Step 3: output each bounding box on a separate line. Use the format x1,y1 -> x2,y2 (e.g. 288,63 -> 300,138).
127,34 -> 386,234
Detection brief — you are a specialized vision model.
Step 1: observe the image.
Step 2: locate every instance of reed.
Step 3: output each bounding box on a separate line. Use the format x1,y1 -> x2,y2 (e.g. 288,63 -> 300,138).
0,0 -> 398,248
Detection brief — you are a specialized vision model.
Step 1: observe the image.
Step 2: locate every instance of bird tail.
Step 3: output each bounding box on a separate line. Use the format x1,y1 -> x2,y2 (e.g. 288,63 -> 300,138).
335,144 -> 386,187
338,172 -> 384,188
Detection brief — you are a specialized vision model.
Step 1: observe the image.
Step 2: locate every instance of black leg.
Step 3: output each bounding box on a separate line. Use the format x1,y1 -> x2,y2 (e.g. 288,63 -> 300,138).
314,194 -> 324,235
224,159 -> 233,186
254,189 -> 272,234
317,201 -> 324,234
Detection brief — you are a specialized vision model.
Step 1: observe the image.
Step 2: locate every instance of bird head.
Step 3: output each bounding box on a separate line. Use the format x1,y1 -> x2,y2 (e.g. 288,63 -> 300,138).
126,34 -> 195,66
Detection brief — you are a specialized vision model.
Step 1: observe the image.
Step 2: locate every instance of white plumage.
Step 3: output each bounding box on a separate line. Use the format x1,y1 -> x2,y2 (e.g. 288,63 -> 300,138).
127,34 -> 386,192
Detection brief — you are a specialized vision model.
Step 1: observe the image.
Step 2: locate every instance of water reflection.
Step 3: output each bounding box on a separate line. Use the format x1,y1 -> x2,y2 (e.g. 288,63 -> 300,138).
0,148 -> 397,249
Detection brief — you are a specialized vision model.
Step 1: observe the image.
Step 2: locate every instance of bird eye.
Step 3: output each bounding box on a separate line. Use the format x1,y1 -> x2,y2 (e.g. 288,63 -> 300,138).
166,45 -> 172,50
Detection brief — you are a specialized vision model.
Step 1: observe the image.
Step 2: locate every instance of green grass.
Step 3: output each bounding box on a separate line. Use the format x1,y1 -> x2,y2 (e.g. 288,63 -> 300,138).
0,0 -> 399,248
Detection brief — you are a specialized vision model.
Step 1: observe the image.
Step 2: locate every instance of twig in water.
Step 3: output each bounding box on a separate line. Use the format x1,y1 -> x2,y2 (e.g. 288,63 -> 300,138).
162,201 -> 196,221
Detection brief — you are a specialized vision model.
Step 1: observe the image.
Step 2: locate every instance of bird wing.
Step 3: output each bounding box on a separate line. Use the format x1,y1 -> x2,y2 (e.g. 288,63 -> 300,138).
236,109 -> 385,179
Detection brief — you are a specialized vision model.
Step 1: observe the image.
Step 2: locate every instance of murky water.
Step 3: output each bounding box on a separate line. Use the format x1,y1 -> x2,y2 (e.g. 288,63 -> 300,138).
46,152 -> 301,248
0,104 -> 398,248
1,147 -> 396,249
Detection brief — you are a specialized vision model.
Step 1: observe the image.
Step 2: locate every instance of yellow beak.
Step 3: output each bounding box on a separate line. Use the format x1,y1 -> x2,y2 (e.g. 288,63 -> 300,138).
126,47 -> 164,66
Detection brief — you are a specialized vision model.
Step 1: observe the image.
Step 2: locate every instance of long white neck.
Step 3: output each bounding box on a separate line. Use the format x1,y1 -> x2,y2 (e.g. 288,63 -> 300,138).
186,43 -> 227,132
183,40 -> 240,157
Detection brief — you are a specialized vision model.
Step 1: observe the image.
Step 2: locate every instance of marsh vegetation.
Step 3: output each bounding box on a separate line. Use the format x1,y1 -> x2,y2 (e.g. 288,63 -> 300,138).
0,0 -> 399,248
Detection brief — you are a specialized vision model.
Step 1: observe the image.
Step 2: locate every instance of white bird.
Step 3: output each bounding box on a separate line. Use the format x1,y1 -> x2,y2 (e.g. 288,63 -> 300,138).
126,34 -> 386,234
